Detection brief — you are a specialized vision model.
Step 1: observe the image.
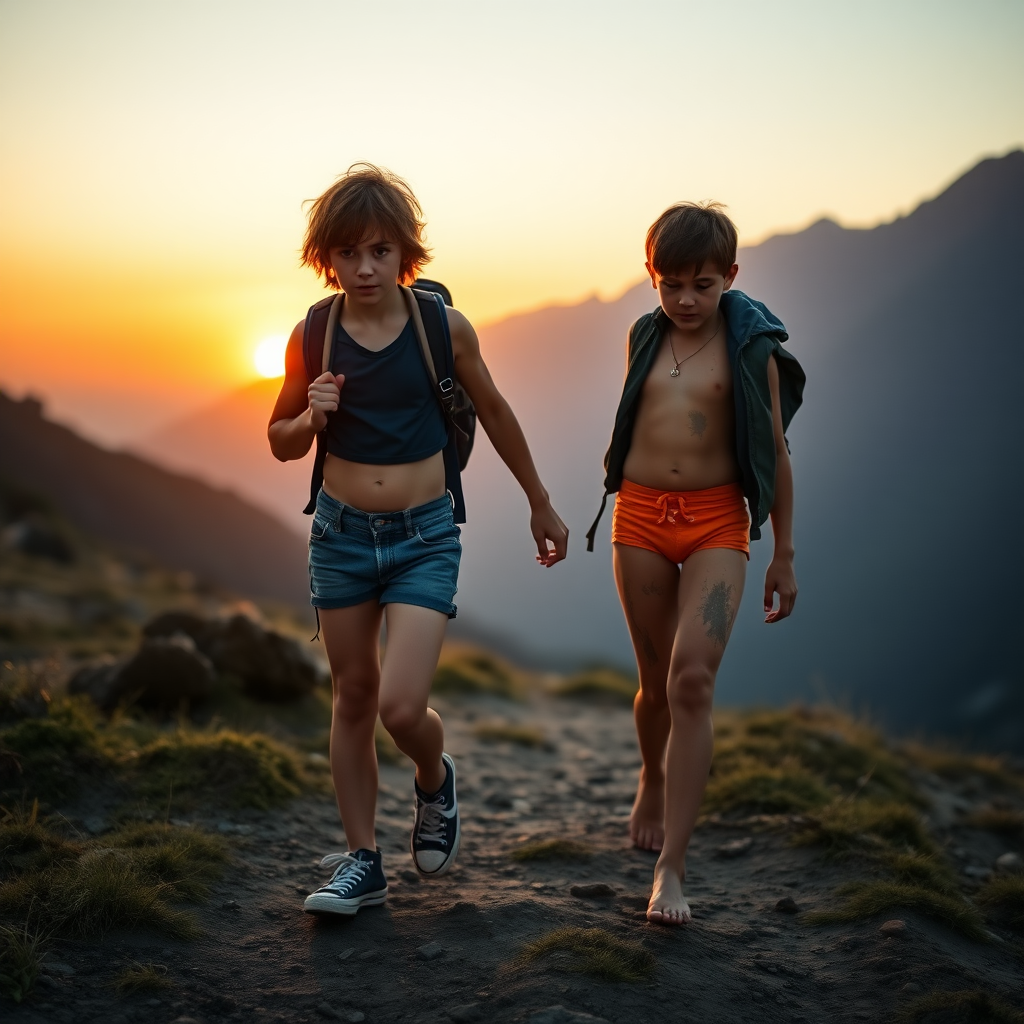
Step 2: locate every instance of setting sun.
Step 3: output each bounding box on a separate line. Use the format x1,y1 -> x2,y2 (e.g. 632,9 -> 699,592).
254,335 -> 287,378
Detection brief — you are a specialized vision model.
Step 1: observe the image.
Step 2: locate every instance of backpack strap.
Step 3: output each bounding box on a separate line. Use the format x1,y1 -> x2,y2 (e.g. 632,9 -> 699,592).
300,293 -> 339,515
401,285 -> 463,436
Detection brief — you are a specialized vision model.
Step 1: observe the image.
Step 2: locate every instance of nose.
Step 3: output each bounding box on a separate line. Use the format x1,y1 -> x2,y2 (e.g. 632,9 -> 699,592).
357,253 -> 375,277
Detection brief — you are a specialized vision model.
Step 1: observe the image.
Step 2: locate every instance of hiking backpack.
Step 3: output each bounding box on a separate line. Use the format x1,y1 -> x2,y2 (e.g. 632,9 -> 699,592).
299,279 -> 476,518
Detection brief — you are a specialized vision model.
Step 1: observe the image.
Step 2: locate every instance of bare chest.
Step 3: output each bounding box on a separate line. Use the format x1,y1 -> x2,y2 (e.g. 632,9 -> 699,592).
639,334 -> 733,415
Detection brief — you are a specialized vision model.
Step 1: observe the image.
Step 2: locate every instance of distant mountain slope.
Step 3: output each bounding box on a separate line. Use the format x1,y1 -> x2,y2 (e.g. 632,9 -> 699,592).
135,151 -> 1024,748
0,392 -> 310,607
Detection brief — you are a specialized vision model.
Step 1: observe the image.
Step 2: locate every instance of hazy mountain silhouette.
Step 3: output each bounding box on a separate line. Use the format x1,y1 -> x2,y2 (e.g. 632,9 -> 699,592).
0,392 -> 310,607
138,150 -> 1024,748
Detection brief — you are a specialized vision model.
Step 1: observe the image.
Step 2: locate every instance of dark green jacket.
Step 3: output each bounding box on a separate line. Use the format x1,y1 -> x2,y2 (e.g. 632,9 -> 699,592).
585,289 -> 805,551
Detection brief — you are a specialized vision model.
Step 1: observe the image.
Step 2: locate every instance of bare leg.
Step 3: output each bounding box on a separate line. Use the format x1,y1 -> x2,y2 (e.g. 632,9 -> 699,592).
319,600 -> 385,853
377,603 -> 449,795
648,547 -> 747,926
613,544 -> 680,852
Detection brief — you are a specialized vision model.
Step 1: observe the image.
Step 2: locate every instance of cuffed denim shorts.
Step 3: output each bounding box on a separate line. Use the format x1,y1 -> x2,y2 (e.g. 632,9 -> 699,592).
308,489 -> 460,618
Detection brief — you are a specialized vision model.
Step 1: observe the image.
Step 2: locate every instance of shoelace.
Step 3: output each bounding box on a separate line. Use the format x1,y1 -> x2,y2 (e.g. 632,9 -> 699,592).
318,852 -> 368,893
415,796 -> 449,847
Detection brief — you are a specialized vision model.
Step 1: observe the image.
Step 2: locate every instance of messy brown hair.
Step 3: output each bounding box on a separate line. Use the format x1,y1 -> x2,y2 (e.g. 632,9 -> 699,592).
645,201 -> 737,277
301,163 -> 431,287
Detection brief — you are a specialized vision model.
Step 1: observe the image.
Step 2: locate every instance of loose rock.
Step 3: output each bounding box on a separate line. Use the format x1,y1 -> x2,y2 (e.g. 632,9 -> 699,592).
716,837 -> 753,858
144,610 -> 323,702
316,1002 -> 342,1020
569,882 -> 615,899
417,941 -> 445,961
995,852 -> 1022,873
879,919 -> 906,938
775,896 -> 799,914
69,634 -> 214,711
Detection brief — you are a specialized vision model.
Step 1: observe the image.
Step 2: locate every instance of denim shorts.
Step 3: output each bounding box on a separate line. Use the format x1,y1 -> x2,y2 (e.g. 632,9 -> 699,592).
308,489 -> 460,617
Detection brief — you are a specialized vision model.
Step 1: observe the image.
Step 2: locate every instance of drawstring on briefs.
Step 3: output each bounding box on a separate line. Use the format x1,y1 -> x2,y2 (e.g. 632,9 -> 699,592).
310,607 -> 321,643
655,493 -> 695,525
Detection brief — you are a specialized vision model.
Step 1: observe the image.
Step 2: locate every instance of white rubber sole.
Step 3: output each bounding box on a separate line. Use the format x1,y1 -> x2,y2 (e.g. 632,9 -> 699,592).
302,887 -> 388,916
412,754 -> 461,878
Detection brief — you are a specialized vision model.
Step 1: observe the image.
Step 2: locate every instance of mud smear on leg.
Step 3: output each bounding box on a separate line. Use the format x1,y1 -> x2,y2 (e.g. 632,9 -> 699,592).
699,581 -> 734,648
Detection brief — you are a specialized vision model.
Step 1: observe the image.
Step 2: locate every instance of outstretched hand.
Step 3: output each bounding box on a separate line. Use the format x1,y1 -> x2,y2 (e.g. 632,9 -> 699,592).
307,372 -> 345,432
530,503 -> 569,567
764,556 -> 797,623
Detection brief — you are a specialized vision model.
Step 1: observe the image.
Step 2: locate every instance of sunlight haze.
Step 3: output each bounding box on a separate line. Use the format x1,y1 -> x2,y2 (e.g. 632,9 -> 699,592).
1,0 -> 1021,443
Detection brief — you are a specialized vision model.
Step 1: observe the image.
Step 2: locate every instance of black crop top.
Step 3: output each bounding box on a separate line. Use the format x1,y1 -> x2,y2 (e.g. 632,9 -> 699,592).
322,318 -> 448,465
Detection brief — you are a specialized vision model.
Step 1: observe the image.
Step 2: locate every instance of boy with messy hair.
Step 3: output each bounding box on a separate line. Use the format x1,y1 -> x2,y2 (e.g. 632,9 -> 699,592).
269,164 -> 567,915
586,202 -> 805,925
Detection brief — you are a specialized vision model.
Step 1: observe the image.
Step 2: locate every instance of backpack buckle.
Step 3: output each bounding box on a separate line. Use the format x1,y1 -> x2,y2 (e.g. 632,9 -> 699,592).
438,377 -> 454,394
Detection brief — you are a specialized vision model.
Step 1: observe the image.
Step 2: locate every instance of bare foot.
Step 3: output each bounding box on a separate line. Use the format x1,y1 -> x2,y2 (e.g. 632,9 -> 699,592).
646,863 -> 691,926
629,772 -> 664,851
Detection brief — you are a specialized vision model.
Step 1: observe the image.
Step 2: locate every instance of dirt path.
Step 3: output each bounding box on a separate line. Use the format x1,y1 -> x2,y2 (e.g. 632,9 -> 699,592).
9,692 -> 1024,1024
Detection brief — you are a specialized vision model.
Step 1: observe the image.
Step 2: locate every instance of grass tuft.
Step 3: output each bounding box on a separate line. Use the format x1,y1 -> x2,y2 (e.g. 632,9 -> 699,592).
0,922 -> 45,1004
904,746 -> 1021,790
804,880 -> 987,940
0,814 -> 227,941
0,697 -> 112,802
976,875 -> 1024,931
895,989 -> 1024,1023
432,652 -> 517,698
511,838 -> 593,863
132,729 -> 309,810
521,926 -> 654,983
474,721 -> 549,749
550,669 -> 637,706
964,807 -> 1024,838
703,764 -> 832,814
113,961 -> 171,994
792,800 -> 938,859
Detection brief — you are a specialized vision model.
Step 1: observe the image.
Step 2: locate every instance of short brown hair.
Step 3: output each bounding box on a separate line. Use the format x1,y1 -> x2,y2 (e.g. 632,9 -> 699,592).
645,201 -> 737,276
301,163 -> 431,287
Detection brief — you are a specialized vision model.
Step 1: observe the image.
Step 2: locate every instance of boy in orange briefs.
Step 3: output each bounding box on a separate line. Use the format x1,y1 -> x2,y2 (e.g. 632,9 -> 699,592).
586,202 -> 805,925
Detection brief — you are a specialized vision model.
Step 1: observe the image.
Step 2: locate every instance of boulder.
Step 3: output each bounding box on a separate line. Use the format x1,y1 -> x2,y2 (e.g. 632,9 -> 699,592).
69,635 -> 214,711
143,610 -> 322,702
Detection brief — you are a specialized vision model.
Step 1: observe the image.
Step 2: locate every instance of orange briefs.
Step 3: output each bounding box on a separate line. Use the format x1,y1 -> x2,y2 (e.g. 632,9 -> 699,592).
611,479 -> 750,564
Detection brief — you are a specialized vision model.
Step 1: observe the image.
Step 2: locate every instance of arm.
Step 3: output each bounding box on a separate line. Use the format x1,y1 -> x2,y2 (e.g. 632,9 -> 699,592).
763,354 -> 797,622
267,319 -> 345,462
447,308 -> 568,566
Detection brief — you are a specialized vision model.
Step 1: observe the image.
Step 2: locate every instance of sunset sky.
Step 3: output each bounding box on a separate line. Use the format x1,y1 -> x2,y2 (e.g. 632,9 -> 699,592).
1,0 -> 1022,444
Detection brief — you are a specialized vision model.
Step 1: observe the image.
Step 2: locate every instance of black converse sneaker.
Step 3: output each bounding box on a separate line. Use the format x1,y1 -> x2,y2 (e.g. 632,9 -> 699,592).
411,752 -> 460,876
303,848 -> 387,915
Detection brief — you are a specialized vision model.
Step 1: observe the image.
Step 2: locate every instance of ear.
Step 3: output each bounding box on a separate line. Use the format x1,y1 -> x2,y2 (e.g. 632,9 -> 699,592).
722,263 -> 739,291
645,261 -> 657,288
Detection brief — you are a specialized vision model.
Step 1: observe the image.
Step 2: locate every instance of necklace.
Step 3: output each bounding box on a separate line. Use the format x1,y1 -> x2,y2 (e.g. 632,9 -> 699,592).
667,316 -> 722,377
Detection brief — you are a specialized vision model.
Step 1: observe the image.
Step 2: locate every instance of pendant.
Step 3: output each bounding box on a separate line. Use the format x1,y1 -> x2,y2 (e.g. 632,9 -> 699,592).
670,368 -> 680,377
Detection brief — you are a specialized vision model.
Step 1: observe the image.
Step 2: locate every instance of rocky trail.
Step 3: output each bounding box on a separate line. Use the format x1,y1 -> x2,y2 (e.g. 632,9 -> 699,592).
7,689 -> 1023,1024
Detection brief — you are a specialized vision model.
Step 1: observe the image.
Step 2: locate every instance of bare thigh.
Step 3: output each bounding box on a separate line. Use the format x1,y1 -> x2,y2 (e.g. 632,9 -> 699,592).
672,548 -> 748,683
377,603 -> 448,722
319,600 -> 384,711
612,543 -> 680,692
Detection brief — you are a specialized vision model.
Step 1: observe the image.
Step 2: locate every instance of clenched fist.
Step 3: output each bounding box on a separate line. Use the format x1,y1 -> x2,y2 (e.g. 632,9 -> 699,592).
307,372 -> 345,432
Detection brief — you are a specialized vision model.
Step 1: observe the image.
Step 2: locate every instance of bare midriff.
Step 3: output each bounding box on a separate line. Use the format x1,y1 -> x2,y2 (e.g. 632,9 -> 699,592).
621,329 -> 742,493
322,450 -> 446,513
